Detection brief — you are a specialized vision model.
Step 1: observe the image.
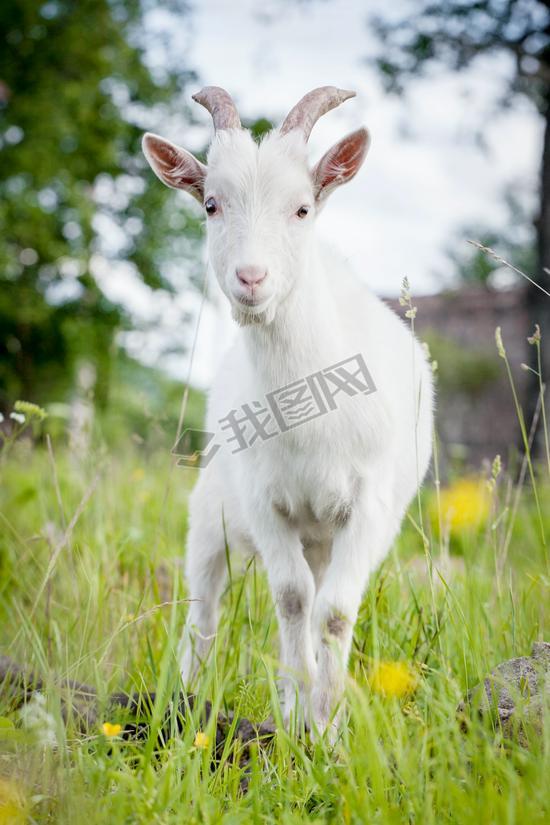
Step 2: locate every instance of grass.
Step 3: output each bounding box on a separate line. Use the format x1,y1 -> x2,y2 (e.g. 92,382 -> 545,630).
0,429 -> 548,823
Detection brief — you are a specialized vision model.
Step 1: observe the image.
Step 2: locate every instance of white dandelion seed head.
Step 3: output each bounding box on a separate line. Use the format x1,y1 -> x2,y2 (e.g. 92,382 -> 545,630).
19,692 -> 58,749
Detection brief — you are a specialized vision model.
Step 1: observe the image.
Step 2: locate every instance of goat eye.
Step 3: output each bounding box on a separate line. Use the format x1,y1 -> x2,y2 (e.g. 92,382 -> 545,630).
296,205 -> 309,219
205,197 -> 217,216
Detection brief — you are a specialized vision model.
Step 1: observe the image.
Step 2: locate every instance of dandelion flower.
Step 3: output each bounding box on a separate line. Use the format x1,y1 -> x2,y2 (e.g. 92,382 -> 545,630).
193,730 -> 210,749
19,693 -> 57,748
369,661 -> 418,698
437,478 -> 490,534
0,777 -> 27,825
102,722 -> 122,737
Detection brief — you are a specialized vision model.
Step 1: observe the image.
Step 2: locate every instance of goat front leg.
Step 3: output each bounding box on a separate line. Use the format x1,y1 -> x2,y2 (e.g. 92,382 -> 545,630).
248,501 -> 317,729
180,480 -> 228,688
311,487 -> 399,737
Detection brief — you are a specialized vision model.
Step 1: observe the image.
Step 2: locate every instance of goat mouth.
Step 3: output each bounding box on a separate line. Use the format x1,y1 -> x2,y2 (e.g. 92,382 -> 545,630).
235,293 -> 270,310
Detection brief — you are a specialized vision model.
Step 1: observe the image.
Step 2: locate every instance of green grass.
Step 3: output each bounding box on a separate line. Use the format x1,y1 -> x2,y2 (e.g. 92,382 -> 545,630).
0,437 -> 548,823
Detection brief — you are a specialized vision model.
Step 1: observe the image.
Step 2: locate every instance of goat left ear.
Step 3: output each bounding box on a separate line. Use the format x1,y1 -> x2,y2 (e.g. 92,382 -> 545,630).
312,128 -> 370,204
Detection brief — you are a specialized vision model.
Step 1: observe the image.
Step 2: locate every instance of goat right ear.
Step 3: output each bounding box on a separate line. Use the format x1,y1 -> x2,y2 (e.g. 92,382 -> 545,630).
142,133 -> 207,203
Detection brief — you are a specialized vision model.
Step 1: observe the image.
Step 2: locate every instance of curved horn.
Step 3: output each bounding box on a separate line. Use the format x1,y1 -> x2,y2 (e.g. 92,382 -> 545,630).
192,86 -> 241,131
280,86 -> 356,141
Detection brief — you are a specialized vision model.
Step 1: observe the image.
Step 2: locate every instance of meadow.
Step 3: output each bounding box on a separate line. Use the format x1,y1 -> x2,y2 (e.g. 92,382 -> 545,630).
0,399 -> 548,824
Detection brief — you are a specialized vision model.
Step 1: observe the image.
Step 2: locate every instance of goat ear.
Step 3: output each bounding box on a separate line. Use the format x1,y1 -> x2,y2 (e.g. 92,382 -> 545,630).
312,128 -> 370,204
142,133 -> 207,203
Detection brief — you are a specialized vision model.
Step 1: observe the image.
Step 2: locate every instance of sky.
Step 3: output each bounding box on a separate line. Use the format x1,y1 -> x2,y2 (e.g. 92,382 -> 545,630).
107,0 -> 542,386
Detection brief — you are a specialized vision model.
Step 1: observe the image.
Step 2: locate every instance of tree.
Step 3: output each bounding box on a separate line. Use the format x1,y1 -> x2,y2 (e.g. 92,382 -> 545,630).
370,0 -> 550,441
445,188 -> 537,288
0,0 -> 202,409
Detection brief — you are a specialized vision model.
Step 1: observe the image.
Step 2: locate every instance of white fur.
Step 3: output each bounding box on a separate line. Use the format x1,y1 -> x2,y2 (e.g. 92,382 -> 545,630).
162,125 -> 433,734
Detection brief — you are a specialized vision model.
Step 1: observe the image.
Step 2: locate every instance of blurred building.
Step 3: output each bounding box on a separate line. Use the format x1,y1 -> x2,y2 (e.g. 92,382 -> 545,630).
385,286 -> 531,471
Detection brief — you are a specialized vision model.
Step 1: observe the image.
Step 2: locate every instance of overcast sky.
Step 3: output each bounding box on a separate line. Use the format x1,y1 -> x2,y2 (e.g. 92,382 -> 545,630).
111,0 -> 542,386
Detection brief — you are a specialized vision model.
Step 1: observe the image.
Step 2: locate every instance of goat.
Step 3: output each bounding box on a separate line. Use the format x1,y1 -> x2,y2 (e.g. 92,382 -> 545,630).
142,86 -> 434,736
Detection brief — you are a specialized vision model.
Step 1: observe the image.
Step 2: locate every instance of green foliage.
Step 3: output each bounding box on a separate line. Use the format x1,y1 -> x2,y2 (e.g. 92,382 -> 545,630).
24,346 -> 207,458
425,329 -> 501,397
246,116 -> 274,141
445,190 -> 537,288
0,0 -> 202,409
98,351 -> 206,452
370,0 -> 550,112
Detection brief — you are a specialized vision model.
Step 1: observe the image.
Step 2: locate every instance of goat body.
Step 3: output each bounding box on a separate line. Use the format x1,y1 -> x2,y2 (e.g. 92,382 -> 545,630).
143,86 -> 434,734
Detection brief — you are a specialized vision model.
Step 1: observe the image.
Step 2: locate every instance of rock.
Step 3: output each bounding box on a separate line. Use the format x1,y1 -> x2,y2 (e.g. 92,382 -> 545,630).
457,642 -> 550,745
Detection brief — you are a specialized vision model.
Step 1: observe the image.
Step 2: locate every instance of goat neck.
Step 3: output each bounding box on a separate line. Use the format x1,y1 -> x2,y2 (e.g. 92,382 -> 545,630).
242,248 -> 343,390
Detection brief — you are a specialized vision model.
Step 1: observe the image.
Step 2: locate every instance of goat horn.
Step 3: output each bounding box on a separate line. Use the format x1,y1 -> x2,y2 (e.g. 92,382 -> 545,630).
192,86 -> 241,131
280,86 -> 356,141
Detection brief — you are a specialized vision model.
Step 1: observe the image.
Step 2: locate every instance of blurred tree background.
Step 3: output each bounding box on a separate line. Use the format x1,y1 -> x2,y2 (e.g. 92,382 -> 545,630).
443,188 -> 537,289
369,0 -> 550,447
1,0 -> 547,465
0,0 -> 203,429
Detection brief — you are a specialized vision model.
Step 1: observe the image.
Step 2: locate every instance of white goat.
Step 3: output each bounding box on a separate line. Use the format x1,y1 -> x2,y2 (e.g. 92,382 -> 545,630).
143,86 -> 434,735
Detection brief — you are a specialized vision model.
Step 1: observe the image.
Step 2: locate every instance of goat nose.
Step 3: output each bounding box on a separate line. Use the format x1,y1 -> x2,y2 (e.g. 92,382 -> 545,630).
236,265 -> 267,287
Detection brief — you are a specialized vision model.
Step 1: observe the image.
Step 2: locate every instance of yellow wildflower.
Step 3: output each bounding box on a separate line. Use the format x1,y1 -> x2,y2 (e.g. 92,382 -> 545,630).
0,777 -> 27,825
369,661 -> 418,698
193,730 -> 210,749
437,478 -> 490,534
102,722 -> 122,737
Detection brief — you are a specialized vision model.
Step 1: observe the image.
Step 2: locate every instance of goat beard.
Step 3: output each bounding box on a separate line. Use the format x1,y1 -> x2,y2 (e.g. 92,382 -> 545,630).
231,303 -> 276,327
